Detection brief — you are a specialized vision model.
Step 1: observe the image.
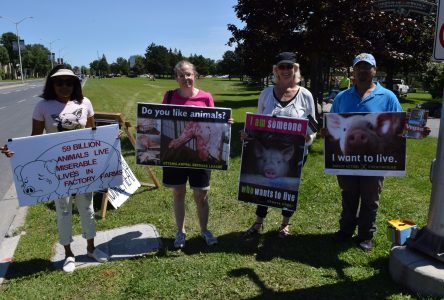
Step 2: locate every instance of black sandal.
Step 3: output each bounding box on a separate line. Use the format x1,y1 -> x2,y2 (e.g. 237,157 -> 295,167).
243,222 -> 263,238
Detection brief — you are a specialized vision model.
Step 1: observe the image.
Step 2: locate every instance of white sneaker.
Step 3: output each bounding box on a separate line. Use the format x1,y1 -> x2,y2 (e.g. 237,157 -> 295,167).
201,230 -> 218,246
87,248 -> 109,263
63,256 -> 76,273
174,232 -> 186,249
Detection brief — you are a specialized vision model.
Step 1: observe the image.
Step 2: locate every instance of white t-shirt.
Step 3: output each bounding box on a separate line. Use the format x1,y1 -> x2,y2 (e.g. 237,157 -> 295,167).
32,97 -> 94,133
257,86 -> 316,150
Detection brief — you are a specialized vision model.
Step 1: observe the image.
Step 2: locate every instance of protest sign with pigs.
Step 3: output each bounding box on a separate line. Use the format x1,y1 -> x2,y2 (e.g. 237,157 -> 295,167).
8,124 -> 123,206
323,112 -> 406,176
136,103 -> 231,170
238,113 -> 308,211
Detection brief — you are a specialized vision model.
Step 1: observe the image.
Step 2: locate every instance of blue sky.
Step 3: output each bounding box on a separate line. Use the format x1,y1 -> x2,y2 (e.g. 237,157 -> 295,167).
0,0 -> 243,67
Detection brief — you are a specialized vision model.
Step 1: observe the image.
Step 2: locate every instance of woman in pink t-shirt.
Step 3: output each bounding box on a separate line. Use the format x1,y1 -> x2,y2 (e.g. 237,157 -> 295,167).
161,60 -> 218,249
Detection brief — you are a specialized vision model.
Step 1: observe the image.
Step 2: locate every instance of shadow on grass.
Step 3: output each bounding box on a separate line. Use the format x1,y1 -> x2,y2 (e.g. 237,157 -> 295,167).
120,137 -> 136,154
230,122 -> 245,159
227,257 -> 406,299
215,92 -> 261,97
157,232 -> 412,298
397,97 -> 417,105
161,232 -> 358,279
216,98 -> 259,109
5,258 -> 51,280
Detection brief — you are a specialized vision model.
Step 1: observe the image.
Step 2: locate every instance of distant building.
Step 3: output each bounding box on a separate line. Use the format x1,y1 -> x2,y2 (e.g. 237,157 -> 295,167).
129,56 -> 136,69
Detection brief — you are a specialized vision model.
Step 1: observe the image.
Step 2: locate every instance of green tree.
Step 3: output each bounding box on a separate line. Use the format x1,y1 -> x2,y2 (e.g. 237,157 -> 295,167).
110,62 -> 119,75
188,54 -> 216,77
98,54 -> 110,76
80,66 -> 88,75
229,0 -> 436,105
115,57 -> 129,75
1,32 -> 19,79
421,62 -> 444,99
217,50 -> 243,79
89,59 -> 99,76
22,43 -> 51,77
1,32 -> 18,62
145,43 -> 169,77
168,48 -> 183,77
131,55 -> 146,75
0,45 -> 9,65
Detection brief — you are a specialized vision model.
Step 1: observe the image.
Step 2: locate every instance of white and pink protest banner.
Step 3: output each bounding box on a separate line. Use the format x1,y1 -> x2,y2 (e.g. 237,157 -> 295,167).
8,124 -> 123,206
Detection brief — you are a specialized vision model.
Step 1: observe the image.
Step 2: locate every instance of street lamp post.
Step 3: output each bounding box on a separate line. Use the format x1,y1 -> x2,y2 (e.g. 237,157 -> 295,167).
0,16 -> 33,83
58,47 -> 67,65
49,38 -> 60,68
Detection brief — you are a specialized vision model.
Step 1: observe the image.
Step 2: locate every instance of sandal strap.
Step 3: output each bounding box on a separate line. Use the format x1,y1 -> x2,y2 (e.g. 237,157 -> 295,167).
278,224 -> 291,238
244,222 -> 263,237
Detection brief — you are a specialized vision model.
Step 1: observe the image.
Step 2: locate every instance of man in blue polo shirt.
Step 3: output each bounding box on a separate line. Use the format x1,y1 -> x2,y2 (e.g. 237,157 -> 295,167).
330,53 -> 402,251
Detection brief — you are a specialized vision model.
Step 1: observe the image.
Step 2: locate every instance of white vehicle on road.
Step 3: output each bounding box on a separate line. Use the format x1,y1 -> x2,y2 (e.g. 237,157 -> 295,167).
392,79 -> 409,97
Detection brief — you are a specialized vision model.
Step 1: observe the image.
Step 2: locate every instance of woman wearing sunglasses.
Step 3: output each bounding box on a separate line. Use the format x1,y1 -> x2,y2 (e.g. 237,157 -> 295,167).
2,64 -> 108,272
242,52 -> 316,239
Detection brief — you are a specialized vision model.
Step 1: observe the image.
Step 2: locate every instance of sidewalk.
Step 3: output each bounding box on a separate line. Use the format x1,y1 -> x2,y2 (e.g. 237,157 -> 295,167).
0,182 -> 161,282
51,224 -> 161,271
427,117 -> 440,138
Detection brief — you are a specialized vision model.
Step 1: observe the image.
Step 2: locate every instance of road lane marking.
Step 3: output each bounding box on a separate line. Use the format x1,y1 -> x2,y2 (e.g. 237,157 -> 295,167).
0,107 -> 6,110
17,99 -> 26,103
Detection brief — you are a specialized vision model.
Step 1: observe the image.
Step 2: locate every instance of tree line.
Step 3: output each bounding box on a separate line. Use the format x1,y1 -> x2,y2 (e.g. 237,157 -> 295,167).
226,0 -> 443,99
0,34 -> 237,80
89,43 -> 237,79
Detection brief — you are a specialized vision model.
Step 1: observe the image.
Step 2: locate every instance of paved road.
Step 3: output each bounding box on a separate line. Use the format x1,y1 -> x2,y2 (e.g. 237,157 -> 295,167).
0,80 -> 45,244
427,117 -> 440,138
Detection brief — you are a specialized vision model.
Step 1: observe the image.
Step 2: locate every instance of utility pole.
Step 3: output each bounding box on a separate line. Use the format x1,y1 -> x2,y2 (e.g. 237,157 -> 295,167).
49,38 -> 60,68
0,16 -> 33,83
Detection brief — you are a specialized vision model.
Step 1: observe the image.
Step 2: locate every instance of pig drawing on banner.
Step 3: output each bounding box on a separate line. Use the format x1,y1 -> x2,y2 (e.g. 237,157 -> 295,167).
9,125 -> 123,206
324,112 -> 406,176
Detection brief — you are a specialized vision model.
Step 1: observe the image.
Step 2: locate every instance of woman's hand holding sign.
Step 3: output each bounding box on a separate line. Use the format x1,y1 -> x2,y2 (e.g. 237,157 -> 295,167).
1,145 -> 14,157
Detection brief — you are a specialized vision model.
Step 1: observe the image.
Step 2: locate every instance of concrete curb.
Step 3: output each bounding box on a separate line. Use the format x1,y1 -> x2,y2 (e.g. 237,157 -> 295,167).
0,184 -> 27,285
390,246 -> 444,297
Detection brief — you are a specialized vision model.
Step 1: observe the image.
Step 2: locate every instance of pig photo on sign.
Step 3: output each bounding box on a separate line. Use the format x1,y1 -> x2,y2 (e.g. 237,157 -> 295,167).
137,118 -> 160,135
254,141 -> 294,179
325,112 -> 405,155
137,134 -> 160,149
240,138 -> 303,190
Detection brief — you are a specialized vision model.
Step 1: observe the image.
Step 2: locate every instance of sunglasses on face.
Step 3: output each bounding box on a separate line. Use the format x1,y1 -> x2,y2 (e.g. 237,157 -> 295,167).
353,63 -> 373,70
277,64 -> 294,70
54,79 -> 74,87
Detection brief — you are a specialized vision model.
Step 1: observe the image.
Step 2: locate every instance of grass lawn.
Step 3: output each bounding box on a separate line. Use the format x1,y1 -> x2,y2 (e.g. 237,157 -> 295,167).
0,78 -> 438,299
